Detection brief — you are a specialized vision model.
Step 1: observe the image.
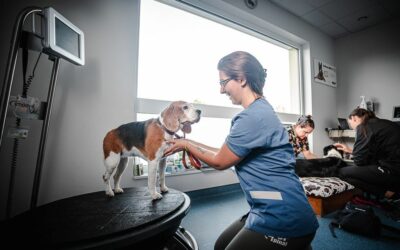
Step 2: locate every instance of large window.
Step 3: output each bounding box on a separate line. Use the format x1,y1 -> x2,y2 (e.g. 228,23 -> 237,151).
138,0 -> 301,113
134,0 -> 303,177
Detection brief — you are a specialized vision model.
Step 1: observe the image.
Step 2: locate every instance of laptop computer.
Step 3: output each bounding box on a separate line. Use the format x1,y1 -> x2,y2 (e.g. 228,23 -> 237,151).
338,118 -> 350,130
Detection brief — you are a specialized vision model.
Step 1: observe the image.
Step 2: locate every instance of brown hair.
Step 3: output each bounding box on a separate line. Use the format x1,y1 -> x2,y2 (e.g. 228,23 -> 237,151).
295,115 -> 314,129
348,108 -> 376,136
217,51 -> 267,96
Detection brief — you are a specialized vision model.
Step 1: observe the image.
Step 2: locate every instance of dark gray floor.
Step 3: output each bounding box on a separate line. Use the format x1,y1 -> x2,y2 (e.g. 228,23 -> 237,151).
183,184 -> 400,250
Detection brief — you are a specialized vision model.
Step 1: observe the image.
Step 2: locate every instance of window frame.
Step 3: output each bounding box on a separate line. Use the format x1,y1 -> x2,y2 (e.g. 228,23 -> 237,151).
132,0 -> 308,177
135,0 -> 305,124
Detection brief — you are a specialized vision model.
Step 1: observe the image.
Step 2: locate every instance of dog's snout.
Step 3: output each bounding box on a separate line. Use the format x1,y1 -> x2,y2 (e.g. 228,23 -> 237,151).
196,109 -> 201,116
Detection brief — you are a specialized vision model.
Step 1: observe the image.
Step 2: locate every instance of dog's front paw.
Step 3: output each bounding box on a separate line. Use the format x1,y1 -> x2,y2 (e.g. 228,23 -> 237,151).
105,190 -> 115,197
151,192 -> 163,200
114,187 -> 124,194
160,186 -> 169,193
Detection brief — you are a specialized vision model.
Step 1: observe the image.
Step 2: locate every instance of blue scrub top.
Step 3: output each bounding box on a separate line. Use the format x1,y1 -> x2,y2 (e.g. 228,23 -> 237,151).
226,98 -> 319,238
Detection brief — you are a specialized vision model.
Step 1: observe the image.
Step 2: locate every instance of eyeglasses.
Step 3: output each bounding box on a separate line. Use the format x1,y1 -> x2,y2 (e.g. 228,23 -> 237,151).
219,78 -> 232,87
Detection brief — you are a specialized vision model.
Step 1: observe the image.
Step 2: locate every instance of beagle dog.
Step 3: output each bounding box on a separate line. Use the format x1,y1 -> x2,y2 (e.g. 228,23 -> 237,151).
102,101 -> 201,200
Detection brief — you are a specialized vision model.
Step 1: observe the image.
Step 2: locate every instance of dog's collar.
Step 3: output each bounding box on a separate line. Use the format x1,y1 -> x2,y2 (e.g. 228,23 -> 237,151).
157,118 -> 201,169
157,118 -> 178,136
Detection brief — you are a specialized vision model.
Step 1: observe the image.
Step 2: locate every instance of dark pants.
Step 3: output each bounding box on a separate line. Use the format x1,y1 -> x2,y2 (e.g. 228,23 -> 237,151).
338,164 -> 400,198
214,214 -> 315,250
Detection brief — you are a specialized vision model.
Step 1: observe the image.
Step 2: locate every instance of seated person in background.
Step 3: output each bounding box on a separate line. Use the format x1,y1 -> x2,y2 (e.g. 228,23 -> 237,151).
335,108 -> 400,200
288,115 -> 318,159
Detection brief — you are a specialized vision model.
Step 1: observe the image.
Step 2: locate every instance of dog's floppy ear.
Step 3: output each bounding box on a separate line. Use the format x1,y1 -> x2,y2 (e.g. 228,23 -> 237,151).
323,145 -> 328,156
323,145 -> 333,156
161,102 -> 183,132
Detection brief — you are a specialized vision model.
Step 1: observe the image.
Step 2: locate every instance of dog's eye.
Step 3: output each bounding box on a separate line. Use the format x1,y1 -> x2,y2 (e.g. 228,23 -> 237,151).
183,105 -> 188,110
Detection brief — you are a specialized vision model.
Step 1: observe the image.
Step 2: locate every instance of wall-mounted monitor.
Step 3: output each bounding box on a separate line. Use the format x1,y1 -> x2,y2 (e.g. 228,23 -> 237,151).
393,106 -> 400,122
42,7 -> 85,65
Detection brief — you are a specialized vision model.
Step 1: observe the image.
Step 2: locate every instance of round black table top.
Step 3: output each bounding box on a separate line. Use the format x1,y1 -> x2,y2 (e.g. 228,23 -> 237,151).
1,187 -> 190,249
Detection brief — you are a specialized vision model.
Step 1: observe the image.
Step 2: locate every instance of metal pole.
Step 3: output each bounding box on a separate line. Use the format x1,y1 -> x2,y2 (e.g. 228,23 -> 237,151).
0,7 -> 42,150
30,57 -> 60,209
1,7 -> 42,219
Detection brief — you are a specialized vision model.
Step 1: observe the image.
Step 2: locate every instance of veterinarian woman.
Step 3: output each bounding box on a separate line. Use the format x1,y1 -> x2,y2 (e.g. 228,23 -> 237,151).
334,108 -> 400,200
164,51 -> 318,250
287,115 -> 318,159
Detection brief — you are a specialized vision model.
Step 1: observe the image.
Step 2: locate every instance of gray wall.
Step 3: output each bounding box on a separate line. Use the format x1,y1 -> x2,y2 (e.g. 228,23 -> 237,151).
0,0 -> 143,218
335,18 -> 400,119
0,0 -> 336,219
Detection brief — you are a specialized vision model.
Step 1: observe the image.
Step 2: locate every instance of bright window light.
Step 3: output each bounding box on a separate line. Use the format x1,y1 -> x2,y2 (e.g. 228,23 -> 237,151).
134,0 -> 303,177
138,0 -> 301,114
138,113 -> 230,148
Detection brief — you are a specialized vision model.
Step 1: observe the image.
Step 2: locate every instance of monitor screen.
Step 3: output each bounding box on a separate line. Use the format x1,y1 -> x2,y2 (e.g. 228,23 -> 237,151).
55,17 -> 80,58
338,118 -> 350,130
43,7 -> 84,65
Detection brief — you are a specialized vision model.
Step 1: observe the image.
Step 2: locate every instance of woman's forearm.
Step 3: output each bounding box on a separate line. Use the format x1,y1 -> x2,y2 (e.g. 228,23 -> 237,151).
185,141 -> 222,169
303,150 -> 317,159
184,141 -> 239,170
186,139 -> 219,153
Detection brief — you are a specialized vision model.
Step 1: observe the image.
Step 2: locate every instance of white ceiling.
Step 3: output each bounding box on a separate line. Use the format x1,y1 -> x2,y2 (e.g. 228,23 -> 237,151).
268,0 -> 400,39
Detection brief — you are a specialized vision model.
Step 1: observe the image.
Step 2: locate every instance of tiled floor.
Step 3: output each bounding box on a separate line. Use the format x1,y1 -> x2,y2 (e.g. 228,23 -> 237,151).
182,184 -> 400,250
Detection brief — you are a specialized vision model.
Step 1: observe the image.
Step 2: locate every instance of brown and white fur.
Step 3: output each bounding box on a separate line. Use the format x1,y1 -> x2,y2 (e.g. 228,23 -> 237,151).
102,101 -> 201,200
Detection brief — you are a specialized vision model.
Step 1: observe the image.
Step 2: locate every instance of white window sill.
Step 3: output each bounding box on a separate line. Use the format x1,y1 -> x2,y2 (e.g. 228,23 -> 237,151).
132,166 -> 216,180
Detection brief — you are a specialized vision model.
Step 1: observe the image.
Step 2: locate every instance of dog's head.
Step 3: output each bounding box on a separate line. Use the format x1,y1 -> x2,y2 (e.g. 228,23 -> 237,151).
160,101 -> 201,133
323,144 -> 343,159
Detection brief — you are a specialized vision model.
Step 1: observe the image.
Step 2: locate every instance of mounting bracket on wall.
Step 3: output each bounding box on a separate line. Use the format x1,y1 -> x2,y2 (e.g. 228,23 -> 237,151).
244,0 -> 258,9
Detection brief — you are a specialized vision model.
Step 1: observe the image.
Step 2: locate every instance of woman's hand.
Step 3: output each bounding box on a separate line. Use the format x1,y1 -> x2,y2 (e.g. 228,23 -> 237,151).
333,143 -> 352,154
164,139 -> 187,157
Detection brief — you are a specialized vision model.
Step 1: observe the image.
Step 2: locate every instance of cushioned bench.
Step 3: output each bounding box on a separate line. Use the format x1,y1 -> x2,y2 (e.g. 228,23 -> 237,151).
300,177 -> 358,216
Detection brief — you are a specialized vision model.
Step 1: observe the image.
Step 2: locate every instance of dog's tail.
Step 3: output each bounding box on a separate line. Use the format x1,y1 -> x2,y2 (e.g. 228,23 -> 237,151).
103,129 -> 123,159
